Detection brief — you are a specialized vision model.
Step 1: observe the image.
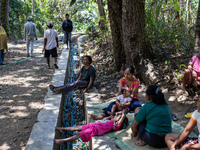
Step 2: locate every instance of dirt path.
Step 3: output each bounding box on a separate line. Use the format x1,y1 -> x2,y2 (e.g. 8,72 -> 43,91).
0,39 -> 61,150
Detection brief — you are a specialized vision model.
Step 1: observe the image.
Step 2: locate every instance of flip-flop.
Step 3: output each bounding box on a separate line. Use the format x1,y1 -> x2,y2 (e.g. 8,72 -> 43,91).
54,64 -> 59,69
185,112 -> 193,118
49,85 -> 61,93
171,114 -> 178,121
49,85 -> 56,92
182,91 -> 189,96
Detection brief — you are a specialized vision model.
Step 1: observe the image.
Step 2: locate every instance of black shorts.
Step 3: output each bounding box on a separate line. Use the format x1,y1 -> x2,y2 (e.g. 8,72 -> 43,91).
137,121 -> 167,148
44,47 -> 58,58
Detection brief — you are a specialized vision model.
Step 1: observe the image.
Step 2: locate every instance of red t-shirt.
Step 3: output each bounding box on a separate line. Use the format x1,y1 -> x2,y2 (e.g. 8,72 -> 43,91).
119,77 -> 141,100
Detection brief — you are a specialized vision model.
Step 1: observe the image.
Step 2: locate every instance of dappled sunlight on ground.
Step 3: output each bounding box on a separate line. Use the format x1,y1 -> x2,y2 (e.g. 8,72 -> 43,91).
0,39 -> 62,149
0,142 -> 11,150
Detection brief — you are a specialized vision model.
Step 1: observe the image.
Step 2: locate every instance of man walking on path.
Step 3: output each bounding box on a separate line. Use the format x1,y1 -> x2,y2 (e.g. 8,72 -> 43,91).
62,14 -> 73,49
0,23 -> 8,65
43,21 -> 59,69
24,16 -> 37,57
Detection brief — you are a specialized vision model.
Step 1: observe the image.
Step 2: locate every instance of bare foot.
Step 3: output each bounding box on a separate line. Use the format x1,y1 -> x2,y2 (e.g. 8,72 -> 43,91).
131,132 -> 139,142
196,80 -> 200,86
132,136 -> 139,142
136,140 -> 147,147
131,132 -> 137,138
55,127 -> 64,133
107,111 -> 111,115
54,139 -> 64,145
91,114 -> 102,120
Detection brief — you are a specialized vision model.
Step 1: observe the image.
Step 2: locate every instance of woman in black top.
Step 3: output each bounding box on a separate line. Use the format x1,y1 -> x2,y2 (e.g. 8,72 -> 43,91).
49,55 -> 95,93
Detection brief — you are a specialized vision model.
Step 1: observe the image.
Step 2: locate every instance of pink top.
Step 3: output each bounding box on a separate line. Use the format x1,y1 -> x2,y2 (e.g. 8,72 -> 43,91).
119,77 -> 141,100
190,55 -> 200,73
92,120 -> 121,135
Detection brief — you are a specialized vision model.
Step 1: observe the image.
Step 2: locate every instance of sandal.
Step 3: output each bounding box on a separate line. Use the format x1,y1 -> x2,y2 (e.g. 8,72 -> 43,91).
49,85 -> 61,93
182,90 -> 189,97
185,112 -> 193,118
177,90 -> 188,97
54,64 -> 59,69
171,114 -> 178,121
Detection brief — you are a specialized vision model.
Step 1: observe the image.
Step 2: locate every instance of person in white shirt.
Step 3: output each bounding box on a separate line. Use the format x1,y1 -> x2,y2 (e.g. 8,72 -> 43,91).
43,21 -> 59,69
165,96 -> 200,150
24,16 -> 37,57
107,87 -> 132,116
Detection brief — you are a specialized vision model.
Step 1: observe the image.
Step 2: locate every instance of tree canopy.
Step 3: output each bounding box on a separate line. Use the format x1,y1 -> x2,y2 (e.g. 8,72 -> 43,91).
1,0 -> 200,84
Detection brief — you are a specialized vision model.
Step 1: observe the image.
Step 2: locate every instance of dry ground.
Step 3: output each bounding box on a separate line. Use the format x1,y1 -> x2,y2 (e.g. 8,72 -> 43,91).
0,39 -> 62,150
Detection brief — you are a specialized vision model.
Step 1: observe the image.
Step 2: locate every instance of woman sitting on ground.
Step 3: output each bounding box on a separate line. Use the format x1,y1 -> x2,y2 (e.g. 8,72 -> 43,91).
165,95 -> 200,150
91,65 -> 141,120
131,85 -> 172,148
54,113 -> 128,144
49,55 -> 95,93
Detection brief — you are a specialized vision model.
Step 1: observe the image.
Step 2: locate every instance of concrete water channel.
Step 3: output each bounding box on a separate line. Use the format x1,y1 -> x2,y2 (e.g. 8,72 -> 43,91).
25,34 -> 90,150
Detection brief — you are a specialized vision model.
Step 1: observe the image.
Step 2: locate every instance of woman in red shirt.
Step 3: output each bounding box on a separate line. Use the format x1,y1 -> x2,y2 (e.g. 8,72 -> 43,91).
91,65 -> 141,120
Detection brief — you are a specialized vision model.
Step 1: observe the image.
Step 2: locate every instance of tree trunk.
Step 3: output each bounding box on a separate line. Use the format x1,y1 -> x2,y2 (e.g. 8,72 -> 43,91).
107,0 -> 125,71
0,0 -> 1,23
4,0 -> 9,33
194,0 -> 200,53
96,0 -> 107,31
122,0 -> 160,85
186,0 -> 189,25
32,0 -> 35,15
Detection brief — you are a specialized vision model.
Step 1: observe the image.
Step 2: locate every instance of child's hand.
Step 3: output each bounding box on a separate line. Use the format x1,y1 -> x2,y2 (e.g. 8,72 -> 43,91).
179,143 -> 191,150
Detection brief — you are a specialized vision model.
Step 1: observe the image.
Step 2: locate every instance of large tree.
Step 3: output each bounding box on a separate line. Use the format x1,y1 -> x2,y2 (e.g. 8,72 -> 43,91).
108,0 -> 160,84
96,0 -> 107,31
4,0 -> 9,32
122,0 -> 159,85
194,0 -> 200,53
32,0 -> 34,15
107,0 -> 126,71
0,0 -> 1,23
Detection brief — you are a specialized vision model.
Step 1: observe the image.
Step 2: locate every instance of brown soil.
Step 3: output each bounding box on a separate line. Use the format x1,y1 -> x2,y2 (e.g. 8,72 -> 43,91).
0,39 -> 61,150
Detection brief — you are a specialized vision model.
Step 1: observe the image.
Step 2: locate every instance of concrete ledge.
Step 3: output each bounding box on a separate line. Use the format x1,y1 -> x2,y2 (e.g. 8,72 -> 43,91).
25,48 -> 69,150
26,34 -> 87,150
84,87 -> 121,150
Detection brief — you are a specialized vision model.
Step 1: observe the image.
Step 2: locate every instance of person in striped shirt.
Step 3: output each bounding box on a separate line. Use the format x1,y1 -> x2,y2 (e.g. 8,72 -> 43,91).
165,96 -> 200,150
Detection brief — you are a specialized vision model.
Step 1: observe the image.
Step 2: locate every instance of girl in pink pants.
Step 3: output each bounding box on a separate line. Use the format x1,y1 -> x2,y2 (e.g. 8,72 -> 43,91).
54,113 -> 128,144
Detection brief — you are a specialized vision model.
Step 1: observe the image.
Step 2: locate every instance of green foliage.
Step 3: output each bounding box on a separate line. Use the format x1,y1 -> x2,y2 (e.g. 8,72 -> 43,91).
1,0 -> 100,39
1,0 -> 32,39
70,0 -> 76,6
176,72 -> 182,81
145,0 -> 196,63
179,64 -> 187,69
